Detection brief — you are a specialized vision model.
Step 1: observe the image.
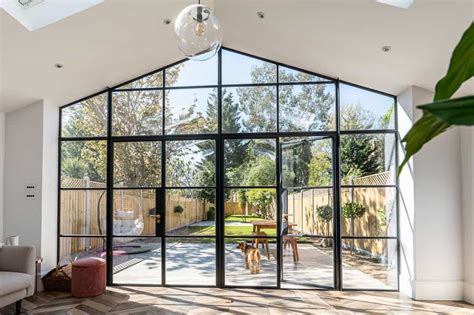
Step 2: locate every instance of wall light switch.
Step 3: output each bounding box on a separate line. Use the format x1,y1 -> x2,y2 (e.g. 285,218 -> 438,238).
25,183 -> 37,200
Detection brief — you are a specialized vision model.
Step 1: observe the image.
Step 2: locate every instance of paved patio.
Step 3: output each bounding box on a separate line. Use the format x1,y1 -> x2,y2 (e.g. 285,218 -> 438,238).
112,241 -> 395,289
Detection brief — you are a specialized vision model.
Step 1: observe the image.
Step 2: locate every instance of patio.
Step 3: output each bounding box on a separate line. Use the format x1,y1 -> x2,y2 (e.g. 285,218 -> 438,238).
111,240 -> 395,289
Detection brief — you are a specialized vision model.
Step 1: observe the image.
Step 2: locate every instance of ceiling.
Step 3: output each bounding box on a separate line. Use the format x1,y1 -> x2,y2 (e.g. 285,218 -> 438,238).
0,0 -> 472,112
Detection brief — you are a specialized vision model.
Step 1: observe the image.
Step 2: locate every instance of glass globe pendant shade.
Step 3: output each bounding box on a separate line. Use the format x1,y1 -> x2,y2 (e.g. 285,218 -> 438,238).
174,4 -> 222,61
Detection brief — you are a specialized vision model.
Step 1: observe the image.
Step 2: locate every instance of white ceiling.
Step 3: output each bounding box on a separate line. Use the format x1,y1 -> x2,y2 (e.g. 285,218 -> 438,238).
0,0 -> 472,112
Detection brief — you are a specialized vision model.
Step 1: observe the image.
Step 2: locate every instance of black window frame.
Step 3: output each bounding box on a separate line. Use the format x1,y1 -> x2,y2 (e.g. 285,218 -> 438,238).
58,47 -> 399,291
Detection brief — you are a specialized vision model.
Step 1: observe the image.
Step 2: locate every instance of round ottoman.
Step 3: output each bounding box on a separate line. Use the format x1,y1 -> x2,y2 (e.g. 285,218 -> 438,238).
71,257 -> 106,298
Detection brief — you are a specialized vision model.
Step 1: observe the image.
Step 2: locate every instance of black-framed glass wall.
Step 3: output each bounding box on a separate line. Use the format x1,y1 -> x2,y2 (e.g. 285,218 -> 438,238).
58,47 -> 399,290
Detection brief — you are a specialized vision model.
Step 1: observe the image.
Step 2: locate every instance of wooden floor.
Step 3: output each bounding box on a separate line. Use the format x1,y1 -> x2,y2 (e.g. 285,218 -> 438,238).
1,287 -> 473,314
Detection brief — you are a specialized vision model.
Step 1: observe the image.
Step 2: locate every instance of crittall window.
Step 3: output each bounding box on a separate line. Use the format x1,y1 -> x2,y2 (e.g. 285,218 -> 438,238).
58,48 -> 399,290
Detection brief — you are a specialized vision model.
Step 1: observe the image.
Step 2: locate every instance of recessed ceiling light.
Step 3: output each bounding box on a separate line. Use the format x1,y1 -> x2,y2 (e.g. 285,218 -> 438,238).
54,63 -> 64,69
381,46 -> 391,52
257,12 -> 265,19
163,18 -> 171,25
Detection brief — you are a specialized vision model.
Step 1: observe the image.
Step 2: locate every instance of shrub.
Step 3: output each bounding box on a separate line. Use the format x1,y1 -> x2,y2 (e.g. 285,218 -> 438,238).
316,205 -> 333,223
207,206 -> 216,221
341,202 -> 366,219
174,205 -> 184,214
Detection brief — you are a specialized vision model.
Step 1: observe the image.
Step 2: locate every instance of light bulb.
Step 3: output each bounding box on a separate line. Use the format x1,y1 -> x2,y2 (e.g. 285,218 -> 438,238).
195,22 -> 205,36
174,4 -> 222,61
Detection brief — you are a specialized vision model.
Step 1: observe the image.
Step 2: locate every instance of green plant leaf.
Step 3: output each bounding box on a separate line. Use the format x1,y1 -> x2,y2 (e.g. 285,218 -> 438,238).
419,95 -> 474,125
399,114 -> 452,174
434,23 -> 474,101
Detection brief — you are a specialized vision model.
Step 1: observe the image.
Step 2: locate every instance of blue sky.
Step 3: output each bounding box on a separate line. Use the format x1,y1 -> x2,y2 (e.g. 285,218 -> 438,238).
163,50 -> 394,128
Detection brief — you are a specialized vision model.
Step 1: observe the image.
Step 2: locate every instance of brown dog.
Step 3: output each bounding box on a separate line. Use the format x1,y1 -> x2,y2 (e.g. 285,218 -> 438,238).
237,242 -> 261,274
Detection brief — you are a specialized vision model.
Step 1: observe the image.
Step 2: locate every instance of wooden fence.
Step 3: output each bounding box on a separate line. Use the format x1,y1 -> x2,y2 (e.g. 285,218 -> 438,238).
60,172 -> 394,259
286,172 -> 396,256
60,177 -> 211,259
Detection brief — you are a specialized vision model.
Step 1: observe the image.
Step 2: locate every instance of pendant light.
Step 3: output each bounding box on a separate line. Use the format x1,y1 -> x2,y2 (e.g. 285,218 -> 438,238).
174,0 -> 222,61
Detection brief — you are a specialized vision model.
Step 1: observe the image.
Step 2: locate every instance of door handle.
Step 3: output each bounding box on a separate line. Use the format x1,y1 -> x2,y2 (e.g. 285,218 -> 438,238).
156,214 -> 161,224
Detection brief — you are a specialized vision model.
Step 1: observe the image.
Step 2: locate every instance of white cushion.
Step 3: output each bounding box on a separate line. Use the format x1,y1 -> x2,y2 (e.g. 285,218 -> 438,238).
0,271 -> 33,296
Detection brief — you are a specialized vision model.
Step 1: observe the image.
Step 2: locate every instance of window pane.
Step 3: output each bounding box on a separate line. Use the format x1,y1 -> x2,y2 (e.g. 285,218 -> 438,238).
166,189 -> 216,236
282,188 -> 333,237
341,133 -> 396,185
114,141 -> 161,187
281,237 -> 334,289
222,50 -> 277,84
60,190 -> 106,235
166,140 -> 216,187
279,84 -> 336,132
113,237 -> 161,285
113,189 -> 156,236
166,237 -> 216,285
279,66 -> 327,83
224,138 -> 276,187
341,187 -> 397,237
340,84 -> 395,130
225,238 -> 277,287
222,86 -> 277,133
117,71 -> 163,89
165,88 -> 217,134
61,141 -> 107,188
112,90 -> 163,136
281,137 -> 333,188
165,57 -> 217,87
342,238 -> 398,289
224,189 -> 277,237
59,237 -> 105,263
61,93 -> 107,137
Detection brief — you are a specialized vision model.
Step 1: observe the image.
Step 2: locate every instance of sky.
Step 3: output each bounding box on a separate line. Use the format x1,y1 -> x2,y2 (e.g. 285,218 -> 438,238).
62,49 -> 394,133
163,49 -> 394,129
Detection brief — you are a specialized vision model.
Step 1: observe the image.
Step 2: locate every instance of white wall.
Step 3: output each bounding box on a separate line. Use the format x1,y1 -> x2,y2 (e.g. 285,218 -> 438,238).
461,127 -> 474,304
3,100 -> 58,273
41,102 -> 59,273
398,86 -> 416,298
398,86 -> 464,301
4,101 -> 44,254
0,113 -> 5,241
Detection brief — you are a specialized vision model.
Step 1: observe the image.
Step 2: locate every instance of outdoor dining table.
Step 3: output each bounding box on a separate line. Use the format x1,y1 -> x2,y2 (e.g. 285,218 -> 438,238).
251,220 -> 297,233
250,220 -> 299,262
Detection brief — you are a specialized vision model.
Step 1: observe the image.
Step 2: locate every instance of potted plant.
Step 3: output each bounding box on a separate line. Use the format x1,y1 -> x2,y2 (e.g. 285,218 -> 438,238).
342,202 -> 367,253
174,205 -> 184,214
316,205 -> 333,247
207,206 -> 216,221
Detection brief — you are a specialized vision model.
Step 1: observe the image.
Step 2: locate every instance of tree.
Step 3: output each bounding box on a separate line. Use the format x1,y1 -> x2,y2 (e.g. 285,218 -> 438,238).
308,146 -> 332,186
235,64 -> 277,132
281,139 -> 312,188
339,103 -> 384,182
279,84 -> 335,131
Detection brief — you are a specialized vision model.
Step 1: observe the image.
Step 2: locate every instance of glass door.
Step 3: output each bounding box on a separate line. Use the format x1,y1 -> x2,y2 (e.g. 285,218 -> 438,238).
111,140 -> 164,285
280,136 -> 336,289
223,137 -> 278,287
164,139 -> 217,286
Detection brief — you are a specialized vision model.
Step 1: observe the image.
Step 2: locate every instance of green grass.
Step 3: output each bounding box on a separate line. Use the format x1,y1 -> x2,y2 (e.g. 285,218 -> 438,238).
224,215 -> 264,222
172,224 -> 276,237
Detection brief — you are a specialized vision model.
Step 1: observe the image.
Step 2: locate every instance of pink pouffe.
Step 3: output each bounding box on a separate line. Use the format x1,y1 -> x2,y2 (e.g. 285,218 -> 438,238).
71,257 -> 106,298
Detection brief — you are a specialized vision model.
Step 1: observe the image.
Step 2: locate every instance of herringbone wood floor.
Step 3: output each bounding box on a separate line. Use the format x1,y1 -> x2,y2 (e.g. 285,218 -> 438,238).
1,287 -> 473,314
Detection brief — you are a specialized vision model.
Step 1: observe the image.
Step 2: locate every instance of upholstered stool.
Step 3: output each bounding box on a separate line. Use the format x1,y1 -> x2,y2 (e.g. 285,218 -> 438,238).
71,257 -> 106,298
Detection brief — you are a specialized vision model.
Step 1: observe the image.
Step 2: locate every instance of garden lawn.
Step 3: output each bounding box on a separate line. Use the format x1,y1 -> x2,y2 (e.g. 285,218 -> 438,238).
184,225 -> 276,237
224,215 -> 265,222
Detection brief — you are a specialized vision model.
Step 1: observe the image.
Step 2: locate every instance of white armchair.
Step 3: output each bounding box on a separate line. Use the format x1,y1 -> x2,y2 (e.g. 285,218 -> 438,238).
0,246 -> 36,314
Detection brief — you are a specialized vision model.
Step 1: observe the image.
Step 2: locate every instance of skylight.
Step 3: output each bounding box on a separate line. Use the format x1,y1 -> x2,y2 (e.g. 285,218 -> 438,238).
0,0 -> 104,31
376,0 -> 414,9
